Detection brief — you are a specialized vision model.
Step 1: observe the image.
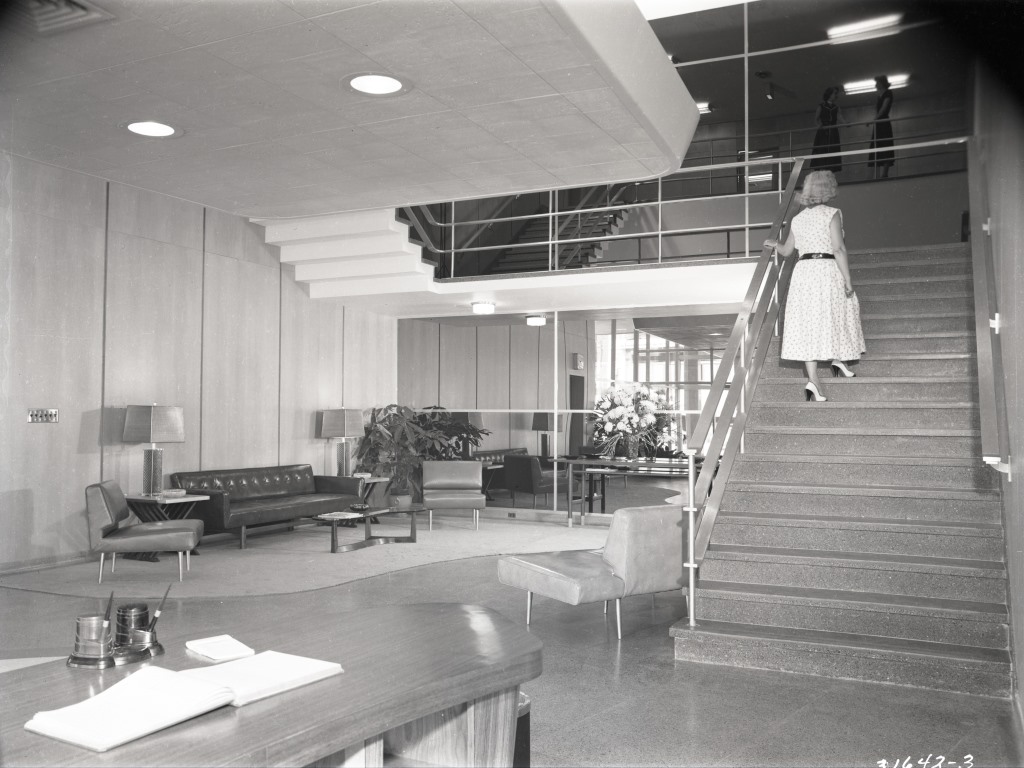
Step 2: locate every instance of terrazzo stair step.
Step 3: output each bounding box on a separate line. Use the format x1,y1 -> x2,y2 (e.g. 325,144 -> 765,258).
743,425 -> 980,458
729,454 -> 997,490
761,353 -> 976,379
695,581 -> 1008,649
861,332 -> 976,354
755,376 -> 977,403
719,481 -> 1003,523
712,512 -> 1003,560
851,258 -> 973,280
766,332 -> 975,357
858,293 -> 973,315
746,401 -> 979,429
852,275 -> 974,298
861,312 -> 974,335
849,244 -> 969,265
670,619 -> 1010,697
698,545 -> 1007,603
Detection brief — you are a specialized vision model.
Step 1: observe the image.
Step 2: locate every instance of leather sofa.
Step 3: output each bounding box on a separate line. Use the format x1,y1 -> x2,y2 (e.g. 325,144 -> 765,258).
470,447 -> 527,494
171,464 -> 362,548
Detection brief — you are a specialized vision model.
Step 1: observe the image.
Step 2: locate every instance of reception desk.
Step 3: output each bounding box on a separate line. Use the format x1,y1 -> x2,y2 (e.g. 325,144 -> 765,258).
0,603 -> 542,767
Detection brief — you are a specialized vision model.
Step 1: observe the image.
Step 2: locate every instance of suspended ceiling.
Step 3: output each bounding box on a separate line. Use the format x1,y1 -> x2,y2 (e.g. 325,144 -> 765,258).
0,0 -> 698,219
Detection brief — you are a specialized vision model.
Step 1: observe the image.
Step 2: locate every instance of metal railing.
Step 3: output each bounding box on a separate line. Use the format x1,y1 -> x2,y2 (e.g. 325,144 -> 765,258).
967,140 -> 1012,480
679,158 -> 804,623
400,133 -> 968,279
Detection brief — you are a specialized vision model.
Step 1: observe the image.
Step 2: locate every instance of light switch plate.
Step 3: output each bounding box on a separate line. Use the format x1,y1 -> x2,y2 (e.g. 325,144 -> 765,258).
28,409 -> 59,423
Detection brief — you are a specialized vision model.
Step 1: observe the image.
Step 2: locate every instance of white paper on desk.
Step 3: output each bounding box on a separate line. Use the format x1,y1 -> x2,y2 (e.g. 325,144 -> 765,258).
24,666 -> 234,753
185,634 -> 255,662
181,650 -> 342,706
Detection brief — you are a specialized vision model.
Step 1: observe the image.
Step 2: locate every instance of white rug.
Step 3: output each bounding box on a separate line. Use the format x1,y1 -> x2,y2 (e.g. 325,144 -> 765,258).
0,517 -> 608,600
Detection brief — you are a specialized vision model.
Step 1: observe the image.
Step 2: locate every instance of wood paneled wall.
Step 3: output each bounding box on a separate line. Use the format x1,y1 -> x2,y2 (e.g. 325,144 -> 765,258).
0,154 -> 397,573
974,66 -> 1024,720
397,319 -> 594,454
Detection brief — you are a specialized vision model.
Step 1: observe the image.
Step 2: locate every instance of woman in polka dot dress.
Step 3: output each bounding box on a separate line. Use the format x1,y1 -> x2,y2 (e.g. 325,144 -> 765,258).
765,170 -> 865,402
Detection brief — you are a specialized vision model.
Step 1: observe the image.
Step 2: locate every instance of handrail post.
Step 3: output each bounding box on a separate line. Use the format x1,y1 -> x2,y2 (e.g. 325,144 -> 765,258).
658,176 -> 663,264
684,447 -> 697,626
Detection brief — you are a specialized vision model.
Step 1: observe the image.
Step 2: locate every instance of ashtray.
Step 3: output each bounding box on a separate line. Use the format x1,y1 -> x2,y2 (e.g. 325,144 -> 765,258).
350,503 -> 370,511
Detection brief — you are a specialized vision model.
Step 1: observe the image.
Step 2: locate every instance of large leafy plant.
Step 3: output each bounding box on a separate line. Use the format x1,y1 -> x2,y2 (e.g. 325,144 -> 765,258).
355,405 -> 490,498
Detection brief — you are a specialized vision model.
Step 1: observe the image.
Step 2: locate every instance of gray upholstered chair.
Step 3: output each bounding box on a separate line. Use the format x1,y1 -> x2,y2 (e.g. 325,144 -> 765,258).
421,461 -> 485,530
502,454 -> 564,507
86,480 -> 204,583
497,505 -> 685,638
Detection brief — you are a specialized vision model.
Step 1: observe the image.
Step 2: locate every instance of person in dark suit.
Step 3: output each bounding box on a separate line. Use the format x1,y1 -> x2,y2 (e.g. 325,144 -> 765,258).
868,76 -> 894,178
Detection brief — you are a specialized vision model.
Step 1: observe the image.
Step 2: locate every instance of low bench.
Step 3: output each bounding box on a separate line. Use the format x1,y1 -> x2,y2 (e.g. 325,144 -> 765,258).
171,464 -> 363,548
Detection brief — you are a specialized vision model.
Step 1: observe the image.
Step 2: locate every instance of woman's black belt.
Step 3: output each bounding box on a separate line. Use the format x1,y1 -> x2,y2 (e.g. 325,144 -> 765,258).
799,253 -> 835,260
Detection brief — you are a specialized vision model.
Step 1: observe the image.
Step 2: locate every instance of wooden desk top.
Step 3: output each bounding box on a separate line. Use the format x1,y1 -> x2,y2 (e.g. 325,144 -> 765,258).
1,603 -> 542,767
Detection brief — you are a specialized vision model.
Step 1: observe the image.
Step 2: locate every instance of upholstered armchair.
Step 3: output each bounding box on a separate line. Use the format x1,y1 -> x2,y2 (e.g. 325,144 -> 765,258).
421,461 -> 485,530
502,454 -> 569,507
497,505 -> 685,638
86,480 -> 204,583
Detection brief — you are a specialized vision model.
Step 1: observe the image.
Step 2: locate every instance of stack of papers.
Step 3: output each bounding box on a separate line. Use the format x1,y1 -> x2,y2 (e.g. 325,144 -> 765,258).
185,634 -> 254,662
24,651 -> 343,752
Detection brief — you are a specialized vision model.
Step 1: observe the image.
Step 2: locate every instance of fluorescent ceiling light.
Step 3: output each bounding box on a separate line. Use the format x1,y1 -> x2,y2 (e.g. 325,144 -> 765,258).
526,315 -> 546,327
828,13 -> 903,39
471,302 -> 495,315
748,173 -> 773,183
696,102 -> 712,114
843,74 -> 909,95
126,121 -> 177,137
348,74 -> 404,95
635,0 -> 760,21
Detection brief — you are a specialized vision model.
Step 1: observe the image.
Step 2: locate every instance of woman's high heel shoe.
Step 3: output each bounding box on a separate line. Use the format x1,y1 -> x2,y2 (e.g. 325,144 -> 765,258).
805,382 -> 827,402
831,360 -> 855,378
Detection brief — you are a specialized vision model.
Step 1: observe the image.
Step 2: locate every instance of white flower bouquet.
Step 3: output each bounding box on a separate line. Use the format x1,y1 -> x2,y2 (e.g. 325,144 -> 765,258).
592,384 -> 676,458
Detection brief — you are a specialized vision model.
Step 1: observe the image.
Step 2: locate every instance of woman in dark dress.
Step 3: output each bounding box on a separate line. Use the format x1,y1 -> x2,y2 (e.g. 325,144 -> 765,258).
868,76 -> 894,178
810,87 -> 843,173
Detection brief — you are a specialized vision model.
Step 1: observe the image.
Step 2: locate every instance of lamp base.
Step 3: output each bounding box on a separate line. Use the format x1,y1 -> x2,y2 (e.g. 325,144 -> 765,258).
142,447 -> 164,495
540,434 -> 549,460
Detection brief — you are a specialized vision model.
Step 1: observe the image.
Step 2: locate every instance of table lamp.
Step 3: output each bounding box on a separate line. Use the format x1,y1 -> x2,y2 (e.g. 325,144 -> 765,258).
123,405 -> 185,495
317,409 -> 364,476
532,412 -> 563,459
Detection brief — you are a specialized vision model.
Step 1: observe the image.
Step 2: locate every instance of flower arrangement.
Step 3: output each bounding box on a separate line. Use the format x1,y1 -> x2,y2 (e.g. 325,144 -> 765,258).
592,384 -> 677,458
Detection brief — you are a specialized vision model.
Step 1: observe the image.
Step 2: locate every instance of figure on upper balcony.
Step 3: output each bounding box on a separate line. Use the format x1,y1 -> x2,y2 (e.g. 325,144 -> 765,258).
868,76 -> 895,179
809,86 -> 844,173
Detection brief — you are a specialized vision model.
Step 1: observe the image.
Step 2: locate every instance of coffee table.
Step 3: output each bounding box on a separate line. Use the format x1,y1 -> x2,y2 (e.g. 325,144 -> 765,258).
315,505 -> 424,554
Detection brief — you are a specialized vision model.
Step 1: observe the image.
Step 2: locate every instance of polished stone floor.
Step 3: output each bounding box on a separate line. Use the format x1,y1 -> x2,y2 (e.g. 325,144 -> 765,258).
2,555 -> 1022,767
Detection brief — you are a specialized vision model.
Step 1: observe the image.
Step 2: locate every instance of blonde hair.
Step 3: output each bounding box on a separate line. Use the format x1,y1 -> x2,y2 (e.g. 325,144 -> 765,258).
800,170 -> 839,205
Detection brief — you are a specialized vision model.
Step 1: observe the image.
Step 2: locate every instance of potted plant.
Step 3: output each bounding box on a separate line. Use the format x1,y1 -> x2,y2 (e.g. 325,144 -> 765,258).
354,405 -> 426,508
355,405 -> 491,506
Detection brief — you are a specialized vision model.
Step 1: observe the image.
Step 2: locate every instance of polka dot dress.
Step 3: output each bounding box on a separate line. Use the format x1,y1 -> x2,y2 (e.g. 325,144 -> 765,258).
781,205 -> 866,362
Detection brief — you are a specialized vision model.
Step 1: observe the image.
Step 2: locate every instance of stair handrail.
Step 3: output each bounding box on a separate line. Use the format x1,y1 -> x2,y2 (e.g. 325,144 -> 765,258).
967,140 -> 1012,480
678,158 -> 804,625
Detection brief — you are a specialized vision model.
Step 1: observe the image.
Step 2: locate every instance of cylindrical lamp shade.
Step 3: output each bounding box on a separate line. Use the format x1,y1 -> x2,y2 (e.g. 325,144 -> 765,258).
316,409 -> 364,438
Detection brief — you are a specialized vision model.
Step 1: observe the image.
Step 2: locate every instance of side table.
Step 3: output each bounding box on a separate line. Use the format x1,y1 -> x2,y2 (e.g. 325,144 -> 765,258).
124,493 -> 209,562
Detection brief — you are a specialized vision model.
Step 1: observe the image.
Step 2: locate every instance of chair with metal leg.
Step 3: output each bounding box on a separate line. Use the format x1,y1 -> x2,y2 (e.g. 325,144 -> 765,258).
421,461 -> 485,530
86,481 -> 204,583
497,505 -> 685,638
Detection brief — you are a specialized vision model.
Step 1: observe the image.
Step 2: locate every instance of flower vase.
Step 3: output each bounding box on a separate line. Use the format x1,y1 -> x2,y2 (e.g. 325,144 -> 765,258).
626,435 -> 640,460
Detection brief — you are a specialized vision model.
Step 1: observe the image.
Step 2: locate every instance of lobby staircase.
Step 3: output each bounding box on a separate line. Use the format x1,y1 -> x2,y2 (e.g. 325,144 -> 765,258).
482,206 -> 628,274
671,242 -> 1010,697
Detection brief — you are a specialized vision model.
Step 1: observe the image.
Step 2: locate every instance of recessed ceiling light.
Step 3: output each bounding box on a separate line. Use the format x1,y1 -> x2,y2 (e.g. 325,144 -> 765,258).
526,315 -> 546,327
471,302 -> 495,315
636,0 -> 761,21
827,13 -> 903,40
843,74 -> 909,95
696,102 -> 713,114
348,74 -> 404,96
126,121 -> 178,137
